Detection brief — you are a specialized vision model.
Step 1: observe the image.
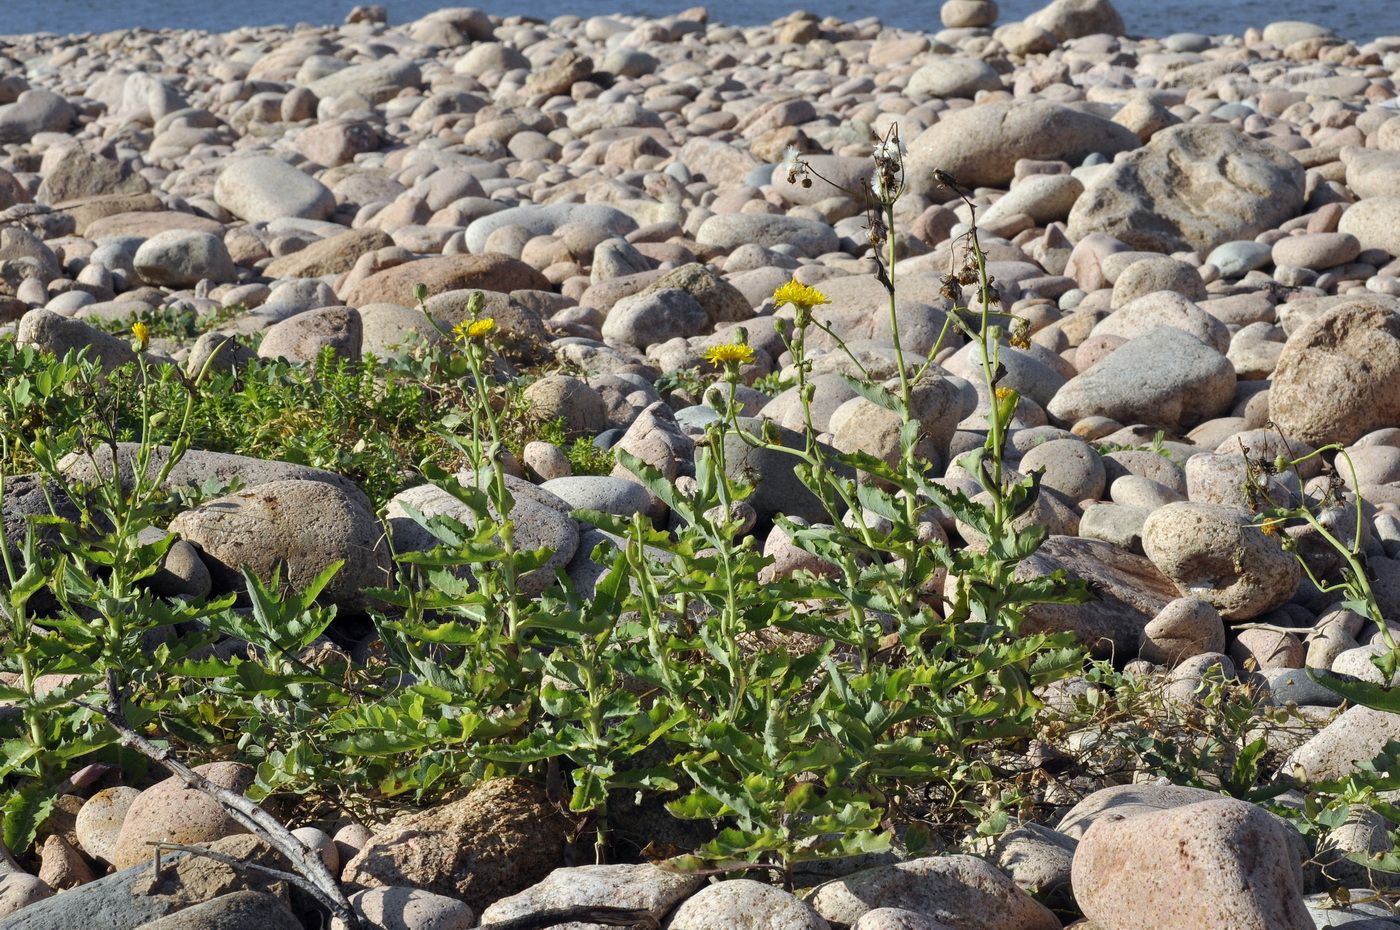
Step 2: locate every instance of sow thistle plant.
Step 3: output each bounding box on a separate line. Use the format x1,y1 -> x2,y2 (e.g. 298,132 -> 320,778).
568,128 -> 1089,877
0,122 -> 1090,885
1236,439 -> 1400,878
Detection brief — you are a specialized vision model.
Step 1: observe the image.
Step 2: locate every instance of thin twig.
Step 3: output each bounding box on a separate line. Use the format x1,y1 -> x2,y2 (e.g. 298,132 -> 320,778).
479,907 -> 659,930
79,669 -> 358,928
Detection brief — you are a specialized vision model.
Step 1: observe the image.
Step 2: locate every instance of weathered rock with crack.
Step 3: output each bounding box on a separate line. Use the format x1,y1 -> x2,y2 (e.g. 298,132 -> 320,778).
1008,535 -> 1180,657
1141,501 -> 1300,621
1068,125 -> 1305,254
341,779 -> 571,915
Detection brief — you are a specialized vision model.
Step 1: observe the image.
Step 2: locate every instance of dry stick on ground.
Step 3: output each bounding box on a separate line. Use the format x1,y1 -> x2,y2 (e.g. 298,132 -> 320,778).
80,668 -> 359,929
148,841 -> 337,900
83,674 -> 668,930
147,844 -> 660,930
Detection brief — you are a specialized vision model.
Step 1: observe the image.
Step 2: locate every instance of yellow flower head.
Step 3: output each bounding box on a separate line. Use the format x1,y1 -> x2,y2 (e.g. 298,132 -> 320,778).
454,318 -> 496,341
131,321 -> 150,351
994,387 -> 1015,402
772,280 -> 831,312
703,343 -> 755,367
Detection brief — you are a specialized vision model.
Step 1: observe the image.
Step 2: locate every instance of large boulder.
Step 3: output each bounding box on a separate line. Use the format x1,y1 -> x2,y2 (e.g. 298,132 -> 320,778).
601,287 -> 708,347
906,100 -> 1138,191
1287,705 -> 1400,783
0,835 -> 290,930
1141,502 -> 1300,621
1047,326 -> 1236,430
0,89 -> 75,144
133,230 -> 236,287
1067,125 -> 1305,254
638,262 -> 751,325
1337,197 -> 1400,258
1026,0 -> 1126,40
1269,299 -> 1400,447
306,59 -> 422,102
808,855 -> 1060,930
126,891 -> 301,930
342,253 -> 548,307
16,309 -> 140,372
213,155 -> 334,223
1072,798 -> 1313,930
906,58 -> 1003,99
463,203 -> 637,255
263,227 -> 394,278
696,214 -> 839,259
667,880 -> 830,930
256,306 -> 363,362
37,148 -> 149,204
168,478 -> 390,607
1057,783 -> 1224,838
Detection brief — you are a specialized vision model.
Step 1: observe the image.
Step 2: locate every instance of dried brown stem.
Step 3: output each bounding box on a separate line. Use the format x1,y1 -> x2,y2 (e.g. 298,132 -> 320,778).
81,669 -> 357,928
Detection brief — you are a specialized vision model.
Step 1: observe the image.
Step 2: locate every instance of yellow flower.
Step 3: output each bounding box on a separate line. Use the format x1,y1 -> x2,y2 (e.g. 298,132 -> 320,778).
131,321 -> 150,351
703,343 -> 755,367
454,318 -> 496,341
994,387 -> 1015,402
772,279 -> 831,312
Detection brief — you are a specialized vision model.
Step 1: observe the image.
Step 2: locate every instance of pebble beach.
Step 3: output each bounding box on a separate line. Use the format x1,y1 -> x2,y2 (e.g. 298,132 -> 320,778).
4,0 -> 1400,929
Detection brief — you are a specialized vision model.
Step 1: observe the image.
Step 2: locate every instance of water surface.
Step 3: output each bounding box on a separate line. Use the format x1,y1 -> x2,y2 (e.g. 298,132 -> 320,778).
1,0 -> 1397,40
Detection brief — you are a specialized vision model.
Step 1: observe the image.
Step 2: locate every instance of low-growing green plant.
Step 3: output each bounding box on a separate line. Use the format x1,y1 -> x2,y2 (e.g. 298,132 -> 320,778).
87,302 -> 243,341
0,342 -> 237,852
1232,437 -> 1400,882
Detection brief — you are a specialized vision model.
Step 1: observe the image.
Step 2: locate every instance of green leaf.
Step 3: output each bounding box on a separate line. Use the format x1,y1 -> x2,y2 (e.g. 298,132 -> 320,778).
839,375 -> 901,413
1310,670 -> 1400,713
2,785 -> 54,854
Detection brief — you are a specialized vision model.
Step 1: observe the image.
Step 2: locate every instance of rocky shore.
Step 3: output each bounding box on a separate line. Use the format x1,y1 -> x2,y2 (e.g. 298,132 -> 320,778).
4,0 -> 1400,929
